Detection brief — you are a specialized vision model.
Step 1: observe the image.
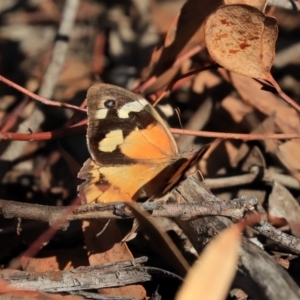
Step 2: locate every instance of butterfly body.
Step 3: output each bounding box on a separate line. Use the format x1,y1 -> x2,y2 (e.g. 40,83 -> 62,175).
78,83 -> 198,203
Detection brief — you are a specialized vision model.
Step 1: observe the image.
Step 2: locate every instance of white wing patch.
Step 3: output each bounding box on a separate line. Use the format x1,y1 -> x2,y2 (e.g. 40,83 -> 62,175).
94,108 -> 108,119
118,99 -> 148,118
98,129 -> 124,152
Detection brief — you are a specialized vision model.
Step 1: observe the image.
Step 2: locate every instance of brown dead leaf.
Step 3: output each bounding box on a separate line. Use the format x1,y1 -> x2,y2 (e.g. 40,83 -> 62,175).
269,182 -> 300,238
224,0 -> 267,12
151,0 -> 222,77
204,4 -> 278,80
151,2 -> 182,35
175,223 -> 242,300
23,248 -> 88,273
277,140 -> 300,182
231,73 -> 300,135
140,0 -> 222,95
278,140 -> 300,172
82,220 -> 146,299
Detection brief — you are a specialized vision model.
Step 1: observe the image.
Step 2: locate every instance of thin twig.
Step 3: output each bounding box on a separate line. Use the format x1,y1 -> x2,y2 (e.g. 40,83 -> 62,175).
0,97 -> 30,131
0,121 -> 86,141
170,128 -> 300,140
0,75 -> 85,112
2,125 -> 299,142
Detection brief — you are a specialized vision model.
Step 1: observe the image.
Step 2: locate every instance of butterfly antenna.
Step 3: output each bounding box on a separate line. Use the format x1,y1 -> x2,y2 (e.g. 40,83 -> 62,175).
197,169 -> 205,181
174,108 -> 189,151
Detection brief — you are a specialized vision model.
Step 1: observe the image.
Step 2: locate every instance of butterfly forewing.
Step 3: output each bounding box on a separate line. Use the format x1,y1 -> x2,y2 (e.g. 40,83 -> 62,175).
78,83 -> 198,203
86,84 -> 178,165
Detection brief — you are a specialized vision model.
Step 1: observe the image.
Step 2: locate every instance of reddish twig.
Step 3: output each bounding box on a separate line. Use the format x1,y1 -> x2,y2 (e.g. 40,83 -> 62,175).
1,123 -> 299,142
0,96 -> 30,131
170,128 -> 300,141
153,64 -> 218,106
136,45 -> 203,93
0,75 -> 86,112
0,120 -> 86,141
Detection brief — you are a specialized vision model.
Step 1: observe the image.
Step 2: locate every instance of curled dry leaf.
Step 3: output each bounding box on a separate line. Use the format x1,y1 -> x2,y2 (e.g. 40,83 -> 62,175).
176,223 -> 242,300
269,182 -> 300,238
204,4 -> 278,80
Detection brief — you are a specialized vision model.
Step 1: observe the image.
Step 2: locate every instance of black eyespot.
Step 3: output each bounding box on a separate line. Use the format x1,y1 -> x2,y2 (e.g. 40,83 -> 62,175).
104,99 -> 116,108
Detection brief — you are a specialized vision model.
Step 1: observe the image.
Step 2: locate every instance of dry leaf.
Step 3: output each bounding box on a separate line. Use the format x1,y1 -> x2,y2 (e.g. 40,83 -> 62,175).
82,220 -> 147,298
204,4 -> 278,80
23,248 -> 88,273
231,73 -> 300,135
151,0 -> 222,77
176,224 -> 242,300
278,140 -> 300,172
269,182 -> 300,237
140,0 -> 222,95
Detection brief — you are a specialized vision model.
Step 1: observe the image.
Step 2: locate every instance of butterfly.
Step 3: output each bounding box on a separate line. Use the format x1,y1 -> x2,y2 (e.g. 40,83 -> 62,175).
78,83 -> 205,203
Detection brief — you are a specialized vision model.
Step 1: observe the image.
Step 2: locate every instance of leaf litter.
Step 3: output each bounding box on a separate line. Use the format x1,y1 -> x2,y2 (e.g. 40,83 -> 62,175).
0,0 -> 299,299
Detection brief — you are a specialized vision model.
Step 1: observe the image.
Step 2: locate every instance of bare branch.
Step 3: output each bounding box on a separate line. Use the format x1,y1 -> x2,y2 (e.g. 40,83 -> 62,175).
0,195 -> 257,230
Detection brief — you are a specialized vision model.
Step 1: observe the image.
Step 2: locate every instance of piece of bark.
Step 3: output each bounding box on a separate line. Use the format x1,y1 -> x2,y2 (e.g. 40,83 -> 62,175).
0,257 -> 150,293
